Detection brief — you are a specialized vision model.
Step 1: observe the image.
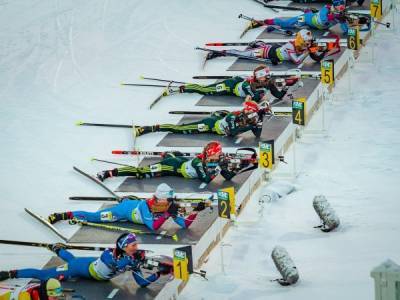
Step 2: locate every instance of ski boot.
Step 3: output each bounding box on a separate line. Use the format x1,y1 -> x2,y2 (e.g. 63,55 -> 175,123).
48,212 -> 72,224
162,86 -> 180,97
206,51 -> 226,61
134,125 -> 158,137
0,270 -> 16,281
96,170 -> 115,182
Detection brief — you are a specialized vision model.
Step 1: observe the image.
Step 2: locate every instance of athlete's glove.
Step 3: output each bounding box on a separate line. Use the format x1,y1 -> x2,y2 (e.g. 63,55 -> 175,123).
133,250 -> 147,262
273,78 -> 287,91
157,262 -> 173,275
193,202 -> 206,212
167,202 -> 179,216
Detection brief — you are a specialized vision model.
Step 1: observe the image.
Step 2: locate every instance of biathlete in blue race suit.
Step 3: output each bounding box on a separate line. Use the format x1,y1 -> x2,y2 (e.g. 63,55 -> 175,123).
0,233 -> 173,288
48,183 -> 207,231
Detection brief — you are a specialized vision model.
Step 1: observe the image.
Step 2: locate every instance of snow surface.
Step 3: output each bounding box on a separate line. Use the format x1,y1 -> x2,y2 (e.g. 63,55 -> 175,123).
0,0 -> 399,299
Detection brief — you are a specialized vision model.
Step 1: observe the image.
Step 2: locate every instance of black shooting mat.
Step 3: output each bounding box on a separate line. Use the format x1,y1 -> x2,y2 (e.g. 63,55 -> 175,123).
68,203 -> 217,245
196,78 -> 319,107
287,0 -> 371,10
116,157 -> 254,193
257,26 -> 347,40
41,256 -> 168,300
260,115 -> 292,141
227,47 -> 345,72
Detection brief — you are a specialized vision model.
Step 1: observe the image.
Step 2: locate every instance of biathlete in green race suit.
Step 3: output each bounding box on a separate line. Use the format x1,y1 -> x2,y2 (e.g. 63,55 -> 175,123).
165,65 -> 301,101
134,101 -> 268,138
96,141 -> 238,184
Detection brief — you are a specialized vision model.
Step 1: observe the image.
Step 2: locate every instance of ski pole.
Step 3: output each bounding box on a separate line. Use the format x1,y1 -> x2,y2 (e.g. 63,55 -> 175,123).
69,196 -> 120,201
238,13 -> 255,22
76,121 -> 132,128
0,239 -> 107,251
139,75 -> 187,84
91,158 -> 134,167
372,19 -> 390,28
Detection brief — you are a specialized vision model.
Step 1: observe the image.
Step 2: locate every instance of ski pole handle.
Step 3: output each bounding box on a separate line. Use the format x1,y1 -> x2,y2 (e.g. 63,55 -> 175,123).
238,14 -> 254,21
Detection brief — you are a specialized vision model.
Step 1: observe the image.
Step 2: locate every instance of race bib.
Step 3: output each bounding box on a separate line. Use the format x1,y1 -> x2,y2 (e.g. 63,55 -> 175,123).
56,264 -> 68,272
216,83 -> 227,92
100,211 -> 113,221
150,164 -> 162,172
197,123 -> 208,132
131,207 -> 144,224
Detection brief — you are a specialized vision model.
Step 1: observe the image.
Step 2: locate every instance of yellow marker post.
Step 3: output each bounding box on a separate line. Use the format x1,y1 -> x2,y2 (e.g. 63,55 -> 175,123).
217,190 -> 231,219
222,187 -> 235,216
0,290 -> 11,300
173,248 -> 189,281
292,98 -> 307,126
259,142 -> 273,170
321,60 -> 334,86
347,27 -> 360,51
370,0 -> 382,19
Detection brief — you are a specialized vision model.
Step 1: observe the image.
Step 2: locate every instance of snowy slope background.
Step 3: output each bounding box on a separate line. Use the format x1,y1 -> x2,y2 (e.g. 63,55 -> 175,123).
0,0 -> 399,299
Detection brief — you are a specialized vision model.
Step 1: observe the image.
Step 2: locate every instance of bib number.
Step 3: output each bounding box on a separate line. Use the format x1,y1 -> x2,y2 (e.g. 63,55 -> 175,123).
216,83 -> 227,92
150,164 -> 162,172
197,123 -> 208,132
100,211 -> 113,221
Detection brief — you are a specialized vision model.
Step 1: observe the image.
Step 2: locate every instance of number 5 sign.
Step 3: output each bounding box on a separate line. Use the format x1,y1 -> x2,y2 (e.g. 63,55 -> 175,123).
321,59 -> 334,86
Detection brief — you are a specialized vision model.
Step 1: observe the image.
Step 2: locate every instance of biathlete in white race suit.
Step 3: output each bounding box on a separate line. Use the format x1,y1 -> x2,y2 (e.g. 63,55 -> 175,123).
48,183 -> 206,231
207,29 -> 336,65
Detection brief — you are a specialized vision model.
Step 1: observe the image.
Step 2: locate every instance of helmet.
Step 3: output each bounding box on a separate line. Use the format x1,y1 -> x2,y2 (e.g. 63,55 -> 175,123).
295,29 -> 313,48
203,141 -> 222,158
155,183 -> 174,199
243,101 -> 260,124
117,233 -> 138,250
253,65 -> 271,80
332,0 -> 345,11
243,100 -> 260,113
46,278 -> 63,297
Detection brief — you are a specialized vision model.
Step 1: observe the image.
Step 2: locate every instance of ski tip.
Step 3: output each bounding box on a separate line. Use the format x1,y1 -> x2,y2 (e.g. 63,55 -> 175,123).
139,75 -> 144,79
172,234 -> 178,242
75,121 -> 84,126
90,157 -> 96,161
120,82 -> 126,86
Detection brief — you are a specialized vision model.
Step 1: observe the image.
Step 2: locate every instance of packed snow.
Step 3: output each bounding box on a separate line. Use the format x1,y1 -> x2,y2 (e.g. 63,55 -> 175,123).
0,1 -> 399,299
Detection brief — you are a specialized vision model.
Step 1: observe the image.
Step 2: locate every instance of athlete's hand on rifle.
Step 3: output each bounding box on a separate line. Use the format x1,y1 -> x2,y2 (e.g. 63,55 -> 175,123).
167,202 -> 179,216
193,201 -> 206,212
157,262 -> 173,275
133,250 -> 147,262
273,78 -> 288,92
